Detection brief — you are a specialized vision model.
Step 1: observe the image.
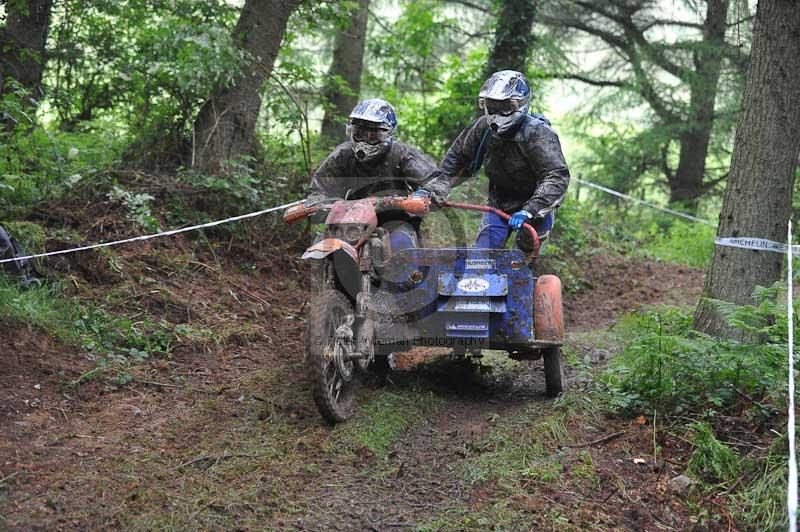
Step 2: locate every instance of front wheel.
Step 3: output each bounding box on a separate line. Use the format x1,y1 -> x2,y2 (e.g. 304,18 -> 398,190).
306,290 -> 358,424
543,347 -> 565,397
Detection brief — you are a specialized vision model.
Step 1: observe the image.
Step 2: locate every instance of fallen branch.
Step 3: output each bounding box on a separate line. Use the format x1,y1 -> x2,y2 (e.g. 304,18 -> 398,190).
0,471 -> 20,484
574,430 -> 626,447
136,379 -> 216,395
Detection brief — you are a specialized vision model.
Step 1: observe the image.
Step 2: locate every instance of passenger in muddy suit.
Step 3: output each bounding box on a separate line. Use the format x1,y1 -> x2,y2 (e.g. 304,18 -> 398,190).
307,99 -> 438,252
418,70 -> 570,251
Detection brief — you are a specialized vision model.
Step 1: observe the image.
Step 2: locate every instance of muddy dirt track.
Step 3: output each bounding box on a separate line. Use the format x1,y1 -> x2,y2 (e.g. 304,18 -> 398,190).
0,242 -> 705,530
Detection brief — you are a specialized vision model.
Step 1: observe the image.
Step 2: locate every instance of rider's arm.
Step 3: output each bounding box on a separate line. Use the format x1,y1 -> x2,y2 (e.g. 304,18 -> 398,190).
424,116 -> 489,198
521,123 -> 571,218
441,116 -> 490,185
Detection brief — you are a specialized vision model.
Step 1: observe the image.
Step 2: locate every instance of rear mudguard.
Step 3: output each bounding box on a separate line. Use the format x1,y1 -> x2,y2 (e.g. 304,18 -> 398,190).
534,274 -> 564,343
302,238 -> 361,298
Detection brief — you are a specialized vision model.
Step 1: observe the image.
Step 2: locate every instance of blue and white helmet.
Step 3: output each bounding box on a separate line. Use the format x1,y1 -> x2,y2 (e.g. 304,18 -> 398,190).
348,98 -> 397,130
346,99 -> 397,161
478,70 -> 531,135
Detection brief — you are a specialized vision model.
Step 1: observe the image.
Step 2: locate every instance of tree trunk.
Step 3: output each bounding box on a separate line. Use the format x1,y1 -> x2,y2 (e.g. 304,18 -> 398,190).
669,0 -> 729,209
484,0 -> 537,78
693,0 -> 800,339
192,0 -> 300,176
318,0 -> 370,147
0,0 -> 53,128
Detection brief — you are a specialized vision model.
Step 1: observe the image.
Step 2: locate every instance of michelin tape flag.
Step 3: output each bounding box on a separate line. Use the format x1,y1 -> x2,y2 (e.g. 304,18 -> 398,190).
715,236 -> 800,256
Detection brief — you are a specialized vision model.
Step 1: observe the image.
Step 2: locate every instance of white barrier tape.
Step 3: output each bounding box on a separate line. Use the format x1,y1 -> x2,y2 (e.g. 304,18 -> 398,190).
573,177 -> 715,226
789,221 -> 798,532
0,200 -> 301,265
715,237 -> 800,256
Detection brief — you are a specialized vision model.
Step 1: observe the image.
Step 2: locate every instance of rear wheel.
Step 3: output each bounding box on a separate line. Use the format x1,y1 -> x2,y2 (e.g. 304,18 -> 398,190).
306,290 -> 358,424
543,346 -> 564,397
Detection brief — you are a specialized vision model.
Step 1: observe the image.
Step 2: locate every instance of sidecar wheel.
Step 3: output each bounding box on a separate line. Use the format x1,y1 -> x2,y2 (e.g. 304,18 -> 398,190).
543,347 -> 564,397
306,290 -> 358,424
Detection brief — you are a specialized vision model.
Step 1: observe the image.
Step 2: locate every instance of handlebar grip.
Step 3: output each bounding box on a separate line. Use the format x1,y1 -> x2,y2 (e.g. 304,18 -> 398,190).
283,203 -> 319,224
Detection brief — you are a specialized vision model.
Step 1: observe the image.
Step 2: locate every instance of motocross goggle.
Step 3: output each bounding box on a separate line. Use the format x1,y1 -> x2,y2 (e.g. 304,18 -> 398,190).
478,97 -> 524,117
346,122 -> 393,145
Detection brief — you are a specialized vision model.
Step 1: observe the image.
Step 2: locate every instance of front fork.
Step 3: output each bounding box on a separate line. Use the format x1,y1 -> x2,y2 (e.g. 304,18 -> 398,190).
354,241 -> 375,368
324,248 -> 374,368
354,273 -> 375,369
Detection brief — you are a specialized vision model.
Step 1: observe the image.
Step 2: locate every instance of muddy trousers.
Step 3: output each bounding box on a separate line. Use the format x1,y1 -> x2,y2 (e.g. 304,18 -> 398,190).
475,211 -> 553,250
382,220 -> 419,253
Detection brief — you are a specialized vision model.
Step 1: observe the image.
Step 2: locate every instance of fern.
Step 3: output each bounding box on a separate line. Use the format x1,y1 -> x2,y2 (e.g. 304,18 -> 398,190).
603,282 -> 793,416
687,422 -> 741,484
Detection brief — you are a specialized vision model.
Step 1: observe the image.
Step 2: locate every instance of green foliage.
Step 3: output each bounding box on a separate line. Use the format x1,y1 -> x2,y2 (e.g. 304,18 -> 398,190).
0,275 -> 183,365
540,200 -> 591,290
0,79 -> 36,128
641,219 -> 715,267
47,0 -> 243,143
567,189 -> 716,267
597,282 -> 794,529
108,185 -> 161,232
572,119 -> 676,197
368,0 -> 446,91
0,121 -> 125,217
0,221 -> 47,254
687,422 -> 741,484
602,284 -> 789,417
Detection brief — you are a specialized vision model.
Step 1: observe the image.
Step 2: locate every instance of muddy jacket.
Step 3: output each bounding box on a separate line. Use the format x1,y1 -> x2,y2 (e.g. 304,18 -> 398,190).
426,115 -> 570,216
309,140 -> 438,202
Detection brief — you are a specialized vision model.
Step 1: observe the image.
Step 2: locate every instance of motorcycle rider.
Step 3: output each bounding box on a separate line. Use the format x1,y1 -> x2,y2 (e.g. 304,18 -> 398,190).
417,70 -> 570,251
307,98 -> 438,252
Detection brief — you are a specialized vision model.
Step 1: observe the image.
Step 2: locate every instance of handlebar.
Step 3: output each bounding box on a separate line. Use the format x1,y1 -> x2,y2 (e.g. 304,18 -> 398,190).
443,201 -> 541,261
283,195 -> 431,225
284,195 -> 540,261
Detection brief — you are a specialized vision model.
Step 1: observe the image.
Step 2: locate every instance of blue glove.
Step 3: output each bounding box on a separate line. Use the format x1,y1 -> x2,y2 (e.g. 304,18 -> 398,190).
508,210 -> 533,230
412,189 -> 431,198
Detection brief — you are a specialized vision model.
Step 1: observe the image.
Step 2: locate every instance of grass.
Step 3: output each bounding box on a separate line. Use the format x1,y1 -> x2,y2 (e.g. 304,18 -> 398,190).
0,274 -> 207,382
415,500 -> 574,531
638,219 -> 715,267
14,371 -> 442,530
731,440 -> 788,530
414,393 -> 615,531
331,387 -> 442,457
0,276 -> 78,339
562,193 -> 716,269
461,404 -> 568,488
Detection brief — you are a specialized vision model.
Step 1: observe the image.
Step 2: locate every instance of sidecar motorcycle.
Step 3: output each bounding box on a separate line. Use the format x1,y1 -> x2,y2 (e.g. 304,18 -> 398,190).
284,193 -> 565,424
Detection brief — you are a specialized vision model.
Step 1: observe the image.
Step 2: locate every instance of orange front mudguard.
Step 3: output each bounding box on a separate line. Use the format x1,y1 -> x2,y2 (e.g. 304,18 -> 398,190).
301,238 -> 358,262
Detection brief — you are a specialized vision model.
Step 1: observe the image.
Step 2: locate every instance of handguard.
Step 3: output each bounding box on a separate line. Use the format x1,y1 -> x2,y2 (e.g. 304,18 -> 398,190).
283,202 -> 320,224
377,195 -> 431,216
